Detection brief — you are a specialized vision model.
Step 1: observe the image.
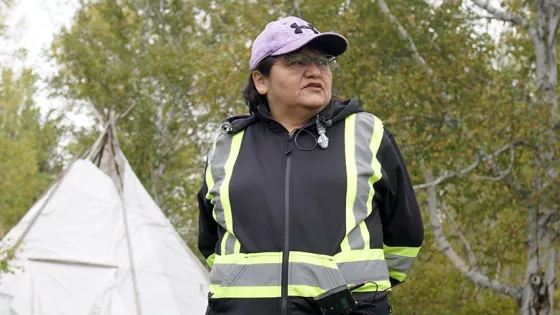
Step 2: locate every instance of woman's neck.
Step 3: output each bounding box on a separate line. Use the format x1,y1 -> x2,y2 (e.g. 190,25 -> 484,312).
273,116 -> 308,133
269,104 -> 327,133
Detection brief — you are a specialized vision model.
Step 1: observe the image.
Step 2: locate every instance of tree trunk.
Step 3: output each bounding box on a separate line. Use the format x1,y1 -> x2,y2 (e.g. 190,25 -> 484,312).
520,245 -> 557,315
520,2 -> 560,314
519,205 -> 544,315
533,0 -> 558,93
151,95 -> 167,212
543,248 -> 557,314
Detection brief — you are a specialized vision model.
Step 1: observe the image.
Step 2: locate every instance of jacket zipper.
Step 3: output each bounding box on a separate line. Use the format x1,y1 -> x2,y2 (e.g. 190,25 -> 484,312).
281,130 -> 295,315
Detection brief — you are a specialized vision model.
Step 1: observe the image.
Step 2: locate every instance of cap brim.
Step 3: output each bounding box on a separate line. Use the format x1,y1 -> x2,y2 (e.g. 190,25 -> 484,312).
271,32 -> 348,57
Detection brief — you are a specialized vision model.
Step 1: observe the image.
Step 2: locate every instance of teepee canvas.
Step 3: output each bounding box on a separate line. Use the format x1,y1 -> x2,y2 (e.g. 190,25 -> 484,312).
0,118 -> 209,315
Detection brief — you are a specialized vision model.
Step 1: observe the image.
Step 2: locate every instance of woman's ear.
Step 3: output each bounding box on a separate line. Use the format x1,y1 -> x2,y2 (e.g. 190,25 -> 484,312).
252,71 -> 268,95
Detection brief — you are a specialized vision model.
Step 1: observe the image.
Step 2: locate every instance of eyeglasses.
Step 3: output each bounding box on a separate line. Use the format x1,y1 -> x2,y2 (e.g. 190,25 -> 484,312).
281,54 -> 338,71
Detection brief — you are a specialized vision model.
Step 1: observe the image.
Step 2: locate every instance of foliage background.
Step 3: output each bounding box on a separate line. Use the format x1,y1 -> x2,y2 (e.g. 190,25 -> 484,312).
1,0 -> 558,314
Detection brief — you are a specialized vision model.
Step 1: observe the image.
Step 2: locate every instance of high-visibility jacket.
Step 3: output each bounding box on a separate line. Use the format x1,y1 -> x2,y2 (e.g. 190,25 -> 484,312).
197,98 -> 424,315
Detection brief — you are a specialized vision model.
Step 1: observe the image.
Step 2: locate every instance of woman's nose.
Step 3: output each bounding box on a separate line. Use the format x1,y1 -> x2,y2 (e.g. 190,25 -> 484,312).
304,62 -> 322,77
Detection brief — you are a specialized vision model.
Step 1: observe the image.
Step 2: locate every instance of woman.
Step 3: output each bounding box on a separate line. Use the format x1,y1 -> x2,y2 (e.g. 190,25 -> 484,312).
197,16 -> 424,315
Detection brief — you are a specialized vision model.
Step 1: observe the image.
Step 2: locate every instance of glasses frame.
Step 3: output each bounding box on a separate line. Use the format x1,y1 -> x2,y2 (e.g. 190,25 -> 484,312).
278,54 -> 338,72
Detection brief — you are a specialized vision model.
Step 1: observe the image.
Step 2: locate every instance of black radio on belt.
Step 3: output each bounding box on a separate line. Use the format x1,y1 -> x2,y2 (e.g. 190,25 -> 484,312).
313,281 -> 394,315
314,285 -> 357,315
314,281 -> 370,315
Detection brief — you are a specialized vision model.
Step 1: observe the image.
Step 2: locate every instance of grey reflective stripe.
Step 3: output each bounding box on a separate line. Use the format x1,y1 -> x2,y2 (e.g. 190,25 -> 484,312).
337,259 -> 389,284
349,113 -> 376,249
347,228 -> 365,249
210,262 -> 347,289
208,134 -> 232,230
291,262 -> 346,288
225,233 -> 237,254
210,262 -> 239,285
207,132 -> 245,255
384,254 -> 415,274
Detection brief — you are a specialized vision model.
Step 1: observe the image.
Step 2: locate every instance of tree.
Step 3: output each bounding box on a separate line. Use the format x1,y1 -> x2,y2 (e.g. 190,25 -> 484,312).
0,66 -> 66,264
49,0 -> 224,250
0,0 -> 14,275
374,0 -> 559,313
0,0 -> 66,276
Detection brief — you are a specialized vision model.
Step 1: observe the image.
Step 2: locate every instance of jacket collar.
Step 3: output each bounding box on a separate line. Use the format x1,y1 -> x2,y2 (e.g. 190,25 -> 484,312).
224,98 -> 363,134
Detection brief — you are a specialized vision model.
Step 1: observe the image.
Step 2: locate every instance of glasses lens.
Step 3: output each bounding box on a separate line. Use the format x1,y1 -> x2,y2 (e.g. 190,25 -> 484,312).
316,56 -> 338,71
285,54 -> 337,71
286,55 -> 311,70
325,56 -> 338,71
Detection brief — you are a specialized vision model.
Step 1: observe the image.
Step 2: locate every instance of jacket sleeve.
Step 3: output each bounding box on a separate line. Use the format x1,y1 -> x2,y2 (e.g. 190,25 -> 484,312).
374,128 -> 424,286
197,167 -> 218,268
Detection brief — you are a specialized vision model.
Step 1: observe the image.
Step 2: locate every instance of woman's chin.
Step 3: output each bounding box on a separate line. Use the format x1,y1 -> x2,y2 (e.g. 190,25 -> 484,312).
297,98 -> 329,111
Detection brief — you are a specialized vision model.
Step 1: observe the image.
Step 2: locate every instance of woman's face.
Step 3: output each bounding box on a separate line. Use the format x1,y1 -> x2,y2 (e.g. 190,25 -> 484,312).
254,47 -> 333,112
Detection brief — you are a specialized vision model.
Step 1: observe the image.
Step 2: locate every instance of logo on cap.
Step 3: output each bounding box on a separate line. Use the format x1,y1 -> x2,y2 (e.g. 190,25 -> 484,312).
290,23 -> 319,34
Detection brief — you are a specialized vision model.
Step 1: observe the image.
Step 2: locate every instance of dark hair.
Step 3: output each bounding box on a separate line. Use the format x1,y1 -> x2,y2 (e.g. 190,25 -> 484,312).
243,56 -> 276,113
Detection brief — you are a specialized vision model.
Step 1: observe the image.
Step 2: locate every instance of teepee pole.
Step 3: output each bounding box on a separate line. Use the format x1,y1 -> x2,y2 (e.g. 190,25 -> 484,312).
85,121 -> 111,161
12,147 -> 90,246
8,119 -> 110,249
107,115 -> 143,315
13,169 -> 67,246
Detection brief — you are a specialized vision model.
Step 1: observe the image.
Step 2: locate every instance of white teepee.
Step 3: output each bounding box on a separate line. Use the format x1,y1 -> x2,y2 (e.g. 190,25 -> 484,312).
0,118 -> 209,315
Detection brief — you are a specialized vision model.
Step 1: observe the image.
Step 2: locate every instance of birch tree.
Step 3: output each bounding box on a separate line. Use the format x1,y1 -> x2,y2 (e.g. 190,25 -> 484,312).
375,0 -> 559,313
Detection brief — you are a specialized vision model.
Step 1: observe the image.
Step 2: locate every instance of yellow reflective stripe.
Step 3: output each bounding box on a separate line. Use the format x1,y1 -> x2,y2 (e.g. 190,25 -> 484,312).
290,251 -> 336,267
342,114 -> 384,251
211,283 -> 392,298
358,221 -> 369,249
221,131 -> 243,237
365,115 -> 384,248
389,270 -> 407,282
234,238 -> 241,253
213,251 -> 337,268
214,252 -> 279,264
351,280 -> 391,293
210,284 -> 279,298
205,140 -> 217,203
219,131 -> 244,254
206,253 -> 216,268
341,114 -> 357,251
383,244 -> 421,258
220,231 -> 230,254
334,248 -> 384,263
289,285 -> 326,297
210,284 -> 325,298
210,281 -> 391,298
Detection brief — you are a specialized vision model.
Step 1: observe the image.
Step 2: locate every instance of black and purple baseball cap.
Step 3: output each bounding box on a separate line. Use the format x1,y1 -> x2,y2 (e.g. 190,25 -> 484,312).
249,16 -> 348,71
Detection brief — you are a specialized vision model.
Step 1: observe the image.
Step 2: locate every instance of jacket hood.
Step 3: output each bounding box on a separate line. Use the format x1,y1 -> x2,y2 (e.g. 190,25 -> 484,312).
329,98 -> 363,124
223,98 -> 363,134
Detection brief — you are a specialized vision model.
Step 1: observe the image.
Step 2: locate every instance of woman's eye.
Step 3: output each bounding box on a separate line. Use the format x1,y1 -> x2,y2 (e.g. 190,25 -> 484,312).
290,58 -> 305,65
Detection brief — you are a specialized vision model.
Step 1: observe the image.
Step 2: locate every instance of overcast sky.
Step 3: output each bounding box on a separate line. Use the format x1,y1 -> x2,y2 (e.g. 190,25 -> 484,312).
3,0 -> 89,127
6,0 -> 77,68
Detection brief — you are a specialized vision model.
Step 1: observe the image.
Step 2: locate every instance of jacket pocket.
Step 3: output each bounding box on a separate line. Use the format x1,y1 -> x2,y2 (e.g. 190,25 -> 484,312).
208,254 -> 250,312
290,251 -> 348,293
